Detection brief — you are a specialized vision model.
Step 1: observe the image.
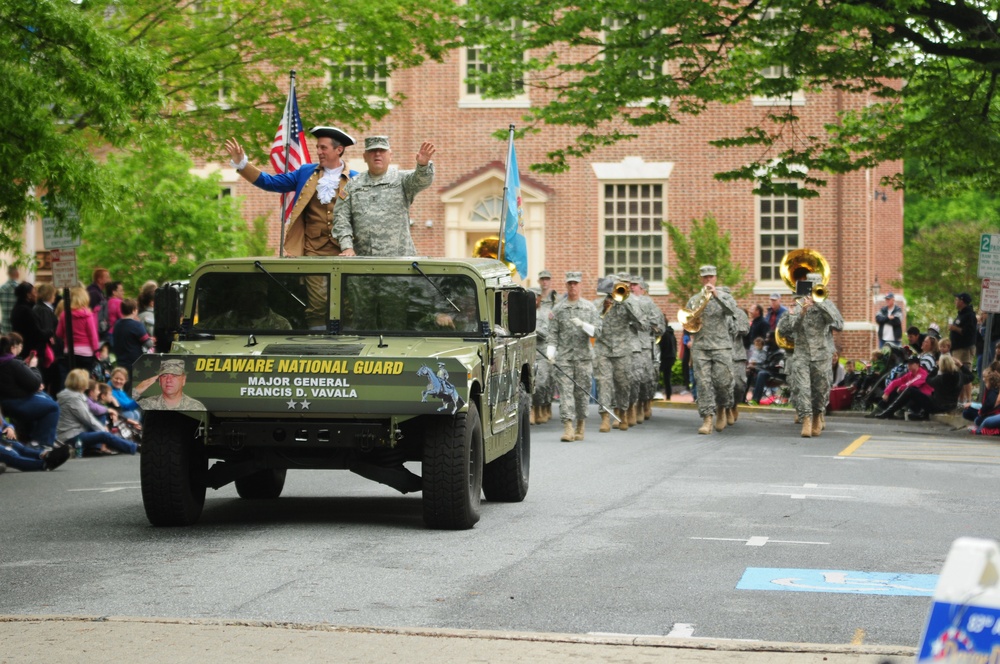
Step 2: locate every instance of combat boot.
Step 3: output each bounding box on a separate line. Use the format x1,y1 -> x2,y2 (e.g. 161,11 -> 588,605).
599,412 -> 611,433
794,412 -> 801,424
530,405 -> 537,425
800,415 -> 813,438
574,420 -> 586,441
543,405 -> 552,423
725,407 -> 736,425
561,420 -> 575,442
731,404 -> 739,422
627,404 -> 638,427
697,415 -> 713,435
644,400 -> 652,419
811,412 -> 822,437
617,408 -> 629,431
818,412 -> 826,430
715,411 -> 727,431
635,403 -> 645,424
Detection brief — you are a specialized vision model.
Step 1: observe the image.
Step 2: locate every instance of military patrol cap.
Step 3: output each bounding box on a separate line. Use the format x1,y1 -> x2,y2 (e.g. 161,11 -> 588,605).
565,271 -> 582,283
364,136 -> 391,151
699,265 -> 717,277
628,274 -> 641,284
538,270 -> 552,280
157,359 -> 186,376
309,126 -> 355,147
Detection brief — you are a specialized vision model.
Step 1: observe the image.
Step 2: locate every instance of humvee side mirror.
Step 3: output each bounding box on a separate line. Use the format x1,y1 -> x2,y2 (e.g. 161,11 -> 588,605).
507,289 -> 536,336
154,285 -> 182,353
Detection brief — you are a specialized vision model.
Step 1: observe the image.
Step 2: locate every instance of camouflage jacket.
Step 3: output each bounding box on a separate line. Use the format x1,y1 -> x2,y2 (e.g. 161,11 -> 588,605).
332,163 -> 434,256
596,296 -> 645,357
730,305 -> 750,361
777,299 -> 844,363
689,286 -> 738,351
549,298 -> 601,362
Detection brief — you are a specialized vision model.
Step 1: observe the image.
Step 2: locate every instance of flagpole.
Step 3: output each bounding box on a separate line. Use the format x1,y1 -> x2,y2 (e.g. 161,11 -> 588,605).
278,70 -> 296,258
498,124 -> 515,265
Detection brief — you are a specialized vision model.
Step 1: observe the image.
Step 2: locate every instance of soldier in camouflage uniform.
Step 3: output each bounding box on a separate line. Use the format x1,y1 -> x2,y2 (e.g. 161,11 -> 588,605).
547,272 -> 602,442
776,283 -> 844,437
334,136 -> 435,256
595,276 -> 645,432
630,276 -> 664,423
591,278 -> 614,432
530,288 -> 552,424
728,306 -> 751,425
136,359 -> 206,412
688,265 -> 739,434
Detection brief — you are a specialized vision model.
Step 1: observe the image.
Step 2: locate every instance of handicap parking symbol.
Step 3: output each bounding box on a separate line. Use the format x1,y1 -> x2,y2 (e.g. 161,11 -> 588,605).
737,568 -> 938,596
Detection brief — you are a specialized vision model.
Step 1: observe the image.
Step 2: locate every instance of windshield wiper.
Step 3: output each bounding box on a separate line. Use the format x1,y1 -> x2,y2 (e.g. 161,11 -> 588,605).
254,260 -> 306,308
410,261 -> 460,312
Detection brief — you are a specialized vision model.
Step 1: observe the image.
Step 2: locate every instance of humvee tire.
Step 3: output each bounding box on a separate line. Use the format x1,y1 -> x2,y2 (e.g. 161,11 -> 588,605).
423,402 -> 483,530
483,386 -> 530,502
141,411 -> 207,526
235,469 -> 287,499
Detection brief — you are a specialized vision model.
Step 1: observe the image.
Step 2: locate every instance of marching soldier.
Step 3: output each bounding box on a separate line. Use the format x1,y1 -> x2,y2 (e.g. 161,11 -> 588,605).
630,276 -> 664,422
728,306 -> 751,424
595,276 -> 644,432
688,265 -> 739,435
776,280 -> 844,437
547,272 -> 601,442
531,287 -> 554,424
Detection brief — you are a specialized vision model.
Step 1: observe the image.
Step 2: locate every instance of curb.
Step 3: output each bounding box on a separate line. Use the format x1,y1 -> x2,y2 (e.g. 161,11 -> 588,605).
0,615 -> 919,658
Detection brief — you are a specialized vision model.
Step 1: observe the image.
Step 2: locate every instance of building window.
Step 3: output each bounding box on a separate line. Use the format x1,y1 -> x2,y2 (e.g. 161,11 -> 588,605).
602,183 -> 664,285
470,196 -> 503,223
758,186 -> 800,282
332,58 -> 390,97
460,19 -> 529,108
752,8 -> 805,106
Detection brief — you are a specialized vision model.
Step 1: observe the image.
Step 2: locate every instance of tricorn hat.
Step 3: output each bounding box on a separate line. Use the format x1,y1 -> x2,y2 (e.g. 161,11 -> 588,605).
309,126 -> 355,147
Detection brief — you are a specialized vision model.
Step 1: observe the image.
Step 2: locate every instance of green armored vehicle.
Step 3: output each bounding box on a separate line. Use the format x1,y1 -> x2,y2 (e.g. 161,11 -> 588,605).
135,257 -> 535,530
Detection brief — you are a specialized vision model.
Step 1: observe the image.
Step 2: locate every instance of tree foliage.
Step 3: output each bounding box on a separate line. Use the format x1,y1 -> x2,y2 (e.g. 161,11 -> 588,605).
898,220 -> 992,322
1,0 -> 458,256
0,0 -> 162,252
75,144 -> 254,296
664,215 -> 752,308
462,0 -> 1000,197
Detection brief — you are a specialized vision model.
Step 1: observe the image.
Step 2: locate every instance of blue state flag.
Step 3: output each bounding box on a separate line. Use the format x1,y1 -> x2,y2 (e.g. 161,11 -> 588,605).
503,139 -> 528,279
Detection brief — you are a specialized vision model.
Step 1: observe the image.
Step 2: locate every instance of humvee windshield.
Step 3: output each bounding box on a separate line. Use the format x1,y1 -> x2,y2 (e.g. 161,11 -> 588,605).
341,273 -> 483,336
191,272 -> 326,332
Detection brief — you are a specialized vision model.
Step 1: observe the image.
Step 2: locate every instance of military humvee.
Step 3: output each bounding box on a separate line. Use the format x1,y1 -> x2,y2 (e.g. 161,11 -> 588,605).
135,257 -> 535,530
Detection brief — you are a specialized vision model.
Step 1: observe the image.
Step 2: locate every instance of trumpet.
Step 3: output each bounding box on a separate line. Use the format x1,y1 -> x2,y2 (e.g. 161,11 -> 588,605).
612,282 -> 630,303
678,285 -> 713,333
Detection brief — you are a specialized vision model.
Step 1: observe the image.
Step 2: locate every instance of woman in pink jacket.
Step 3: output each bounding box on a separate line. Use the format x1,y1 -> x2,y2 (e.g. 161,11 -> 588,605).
874,356 -> 933,419
56,287 -> 100,373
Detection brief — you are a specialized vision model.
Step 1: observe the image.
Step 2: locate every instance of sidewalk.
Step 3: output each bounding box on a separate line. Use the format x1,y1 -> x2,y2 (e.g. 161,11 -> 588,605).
0,615 -> 916,663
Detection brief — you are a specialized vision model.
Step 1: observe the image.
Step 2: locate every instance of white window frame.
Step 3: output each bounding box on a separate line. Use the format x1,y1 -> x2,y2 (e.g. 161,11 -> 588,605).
601,17 -> 671,108
753,183 -> 802,294
751,8 -> 806,107
593,158 -> 673,295
327,56 -> 393,108
459,19 -> 530,109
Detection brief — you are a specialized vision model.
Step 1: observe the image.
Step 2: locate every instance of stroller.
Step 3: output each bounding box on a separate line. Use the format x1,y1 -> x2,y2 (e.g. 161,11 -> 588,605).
854,343 -> 910,411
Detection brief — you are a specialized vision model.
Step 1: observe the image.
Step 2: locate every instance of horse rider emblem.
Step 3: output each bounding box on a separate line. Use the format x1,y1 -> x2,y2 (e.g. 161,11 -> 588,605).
417,362 -> 466,414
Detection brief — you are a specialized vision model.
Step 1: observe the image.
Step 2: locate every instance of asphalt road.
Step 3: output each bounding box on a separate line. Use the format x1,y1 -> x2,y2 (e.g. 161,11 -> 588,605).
1,404 -> 993,650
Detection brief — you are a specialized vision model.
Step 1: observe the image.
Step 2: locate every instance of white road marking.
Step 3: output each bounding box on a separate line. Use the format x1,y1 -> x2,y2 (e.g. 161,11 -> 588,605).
762,492 -> 854,500
667,623 -> 696,637
691,537 -> 829,546
67,487 -> 140,493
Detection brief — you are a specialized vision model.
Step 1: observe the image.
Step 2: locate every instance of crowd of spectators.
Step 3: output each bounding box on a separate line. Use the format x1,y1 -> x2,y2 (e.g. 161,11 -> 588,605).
0,267 -> 156,474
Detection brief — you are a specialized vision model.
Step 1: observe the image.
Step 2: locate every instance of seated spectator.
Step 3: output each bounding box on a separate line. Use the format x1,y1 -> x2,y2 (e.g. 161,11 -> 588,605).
749,332 -> 784,403
963,360 -> 1000,430
918,335 -> 939,375
56,369 -> 137,456
0,409 -> 70,471
875,356 -> 932,419
831,349 -> 846,387
86,379 -> 112,426
0,334 -> 59,447
0,413 -> 69,471
926,354 -> 971,417
109,367 -> 142,422
939,338 -> 953,356
906,326 -> 925,355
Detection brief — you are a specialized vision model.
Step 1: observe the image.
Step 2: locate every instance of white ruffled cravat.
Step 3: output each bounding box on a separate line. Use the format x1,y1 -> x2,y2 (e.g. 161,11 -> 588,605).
316,165 -> 344,204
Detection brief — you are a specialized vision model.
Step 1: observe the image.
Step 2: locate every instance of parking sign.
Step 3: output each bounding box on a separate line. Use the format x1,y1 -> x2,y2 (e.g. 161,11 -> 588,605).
979,234 -> 1000,280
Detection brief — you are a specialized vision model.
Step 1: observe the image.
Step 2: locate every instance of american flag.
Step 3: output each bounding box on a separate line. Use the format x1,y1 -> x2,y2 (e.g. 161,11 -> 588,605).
269,87 -> 312,225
